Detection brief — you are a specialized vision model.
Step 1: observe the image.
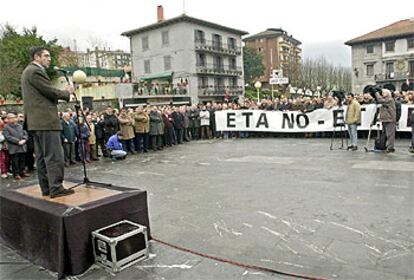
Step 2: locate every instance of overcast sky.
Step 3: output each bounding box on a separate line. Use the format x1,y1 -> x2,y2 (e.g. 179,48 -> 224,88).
1,0 -> 412,63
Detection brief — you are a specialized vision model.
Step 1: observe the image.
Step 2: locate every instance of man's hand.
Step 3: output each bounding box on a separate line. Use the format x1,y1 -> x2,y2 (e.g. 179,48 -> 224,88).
18,139 -> 26,145
65,85 -> 74,94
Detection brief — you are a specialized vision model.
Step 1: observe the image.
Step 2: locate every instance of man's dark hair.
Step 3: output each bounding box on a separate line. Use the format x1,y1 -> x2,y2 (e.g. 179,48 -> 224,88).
348,93 -> 354,98
30,46 -> 49,60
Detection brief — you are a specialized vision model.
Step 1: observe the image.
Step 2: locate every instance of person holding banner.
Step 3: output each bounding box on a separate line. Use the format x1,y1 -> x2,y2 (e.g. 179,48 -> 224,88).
345,93 -> 361,151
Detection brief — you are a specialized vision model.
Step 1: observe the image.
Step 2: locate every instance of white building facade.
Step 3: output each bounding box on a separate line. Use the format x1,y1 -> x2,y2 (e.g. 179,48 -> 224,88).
122,11 -> 247,104
345,19 -> 414,93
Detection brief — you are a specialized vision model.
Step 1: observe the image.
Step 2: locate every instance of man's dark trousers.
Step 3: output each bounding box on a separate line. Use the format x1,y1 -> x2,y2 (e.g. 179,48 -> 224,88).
31,131 -> 65,195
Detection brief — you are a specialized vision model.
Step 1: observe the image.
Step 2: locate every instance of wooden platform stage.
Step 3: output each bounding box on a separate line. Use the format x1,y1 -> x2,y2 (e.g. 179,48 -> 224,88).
0,180 -> 150,278
16,182 -> 121,206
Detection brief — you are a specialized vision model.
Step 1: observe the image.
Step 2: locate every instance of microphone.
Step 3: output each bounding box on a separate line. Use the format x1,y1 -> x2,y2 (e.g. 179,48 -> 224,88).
53,66 -> 70,74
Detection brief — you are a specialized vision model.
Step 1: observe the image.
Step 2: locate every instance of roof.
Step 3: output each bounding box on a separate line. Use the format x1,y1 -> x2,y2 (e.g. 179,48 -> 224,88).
139,71 -> 173,81
121,14 -> 248,37
345,18 -> 414,46
243,28 -> 301,45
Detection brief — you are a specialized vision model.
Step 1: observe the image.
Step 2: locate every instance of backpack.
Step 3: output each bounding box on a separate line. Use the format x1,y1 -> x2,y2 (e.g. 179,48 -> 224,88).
374,131 -> 387,151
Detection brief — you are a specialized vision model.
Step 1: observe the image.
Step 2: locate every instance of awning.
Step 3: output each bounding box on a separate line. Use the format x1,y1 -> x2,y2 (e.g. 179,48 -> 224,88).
139,71 -> 173,81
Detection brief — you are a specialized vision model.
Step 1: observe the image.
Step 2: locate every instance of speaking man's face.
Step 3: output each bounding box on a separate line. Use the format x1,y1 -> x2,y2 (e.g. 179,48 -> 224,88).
35,50 -> 51,68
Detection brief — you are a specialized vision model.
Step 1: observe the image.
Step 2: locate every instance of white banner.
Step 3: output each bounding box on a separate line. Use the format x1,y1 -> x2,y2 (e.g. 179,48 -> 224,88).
215,104 -> 414,133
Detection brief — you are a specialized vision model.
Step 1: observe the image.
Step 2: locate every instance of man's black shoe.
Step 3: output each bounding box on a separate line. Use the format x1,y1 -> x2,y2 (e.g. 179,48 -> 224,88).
351,146 -> 358,151
50,189 -> 75,199
42,192 -> 49,197
386,148 -> 395,153
347,145 -> 353,150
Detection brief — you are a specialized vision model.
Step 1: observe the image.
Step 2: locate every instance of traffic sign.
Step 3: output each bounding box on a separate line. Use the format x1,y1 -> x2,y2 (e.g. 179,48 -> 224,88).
269,77 -> 289,85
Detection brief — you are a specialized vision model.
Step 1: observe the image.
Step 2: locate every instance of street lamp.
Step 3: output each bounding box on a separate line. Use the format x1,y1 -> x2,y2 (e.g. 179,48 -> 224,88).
254,81 -> 262,103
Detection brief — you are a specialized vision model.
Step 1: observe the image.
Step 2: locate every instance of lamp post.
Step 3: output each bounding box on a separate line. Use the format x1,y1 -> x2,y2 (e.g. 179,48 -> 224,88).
254,81 -> 262,103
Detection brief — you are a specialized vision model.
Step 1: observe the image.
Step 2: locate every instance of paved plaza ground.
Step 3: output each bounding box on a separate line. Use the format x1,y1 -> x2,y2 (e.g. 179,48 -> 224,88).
1,138 -> 413,280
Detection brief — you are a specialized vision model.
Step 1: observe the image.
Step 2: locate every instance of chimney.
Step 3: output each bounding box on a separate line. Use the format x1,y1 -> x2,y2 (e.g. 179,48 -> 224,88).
157,5 -> 164,22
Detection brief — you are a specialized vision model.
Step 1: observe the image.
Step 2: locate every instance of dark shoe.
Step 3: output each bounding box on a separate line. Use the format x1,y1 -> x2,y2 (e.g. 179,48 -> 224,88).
65,163 -> 70,167
50,189 -> 75,198
92,158 -> 99,161
70,161 -> 77,165
20,172 -> 30,178
143,150 -> 148,153
408,147 -> 414,153
14,175 -> 22,180
347,145 -> 353,150
386,148 -> 395,153
42,192 -> 49,197
351,146 -> 358,151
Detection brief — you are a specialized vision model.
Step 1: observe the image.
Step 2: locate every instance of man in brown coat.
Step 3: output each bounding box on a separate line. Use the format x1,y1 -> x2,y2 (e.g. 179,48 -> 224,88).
21,46 -> 74,198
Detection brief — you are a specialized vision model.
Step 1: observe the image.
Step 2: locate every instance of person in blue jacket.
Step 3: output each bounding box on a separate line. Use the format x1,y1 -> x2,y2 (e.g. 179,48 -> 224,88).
106,131 -> 127,160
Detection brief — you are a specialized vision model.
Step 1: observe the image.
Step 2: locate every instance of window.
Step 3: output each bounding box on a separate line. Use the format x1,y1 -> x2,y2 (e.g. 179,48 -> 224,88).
199,76 -> 208,88
409,61 -> 414,77
366,45 -> 374,54
231,77 -> 238,87
144,60 -> 151,73
385,41 -> 395,52
366,64 -> 374,76
162,31 -> 169,46
142,36 -> 149,51
213,56 -> 223,71
229,58 -> 236,70
228,37 -> 236,50
258,47 -> 264,52
408,38 -> 414,49
212,34 -> 222,49
194,29 -> 205,44
164,56 -> 171,70
196,53 -> 206,66
386,62 -> 394,78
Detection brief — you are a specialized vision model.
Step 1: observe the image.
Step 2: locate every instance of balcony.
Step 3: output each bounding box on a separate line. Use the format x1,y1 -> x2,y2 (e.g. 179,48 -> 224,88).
195,39 -> 241,56
196,63 -> 242,76
375,72 -> 413,82
198,85 -> 243,96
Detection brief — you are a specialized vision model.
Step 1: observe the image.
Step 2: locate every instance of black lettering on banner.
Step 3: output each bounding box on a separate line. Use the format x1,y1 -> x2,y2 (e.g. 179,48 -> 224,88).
296,113 -> 309,129
333,109 -> 345,127
227,112 -> 236,128
407,108 -> 414,127
256,113 -> 269,128
282,113 -> 294,128
241,112 -> 253,128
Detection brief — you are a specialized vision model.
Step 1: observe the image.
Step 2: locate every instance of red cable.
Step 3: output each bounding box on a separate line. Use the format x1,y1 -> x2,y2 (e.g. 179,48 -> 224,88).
152,237 -> 330,280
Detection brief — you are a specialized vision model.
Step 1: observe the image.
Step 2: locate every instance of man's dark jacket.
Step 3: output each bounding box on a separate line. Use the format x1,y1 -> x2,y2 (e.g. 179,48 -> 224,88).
21,62 -> 70,130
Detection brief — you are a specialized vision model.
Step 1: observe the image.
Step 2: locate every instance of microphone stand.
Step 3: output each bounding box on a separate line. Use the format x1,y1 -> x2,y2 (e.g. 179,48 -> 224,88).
61,72 -> 112,189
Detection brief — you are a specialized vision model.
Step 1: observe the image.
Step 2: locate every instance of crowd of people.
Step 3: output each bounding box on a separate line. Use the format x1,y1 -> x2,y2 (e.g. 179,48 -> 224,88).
1,90 -> 413,180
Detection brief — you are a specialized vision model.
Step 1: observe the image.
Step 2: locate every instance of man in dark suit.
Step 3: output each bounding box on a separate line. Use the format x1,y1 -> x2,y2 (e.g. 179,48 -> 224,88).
21,46 -> 75,198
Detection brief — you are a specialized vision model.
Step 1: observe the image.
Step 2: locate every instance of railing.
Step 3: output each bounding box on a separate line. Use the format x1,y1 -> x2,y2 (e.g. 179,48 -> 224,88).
375,72 -> 413,81
197,86 -> 243,96
194,39 -> 242,55
196,63 -> 242,76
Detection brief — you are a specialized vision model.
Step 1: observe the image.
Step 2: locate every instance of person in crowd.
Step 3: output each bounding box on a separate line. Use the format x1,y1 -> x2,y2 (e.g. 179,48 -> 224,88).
21,46 -> 74,197
86,115 -> 98,161
0,119 -> 10,179
76,116 -> 91,163
162,108 -> 175,146
200,105 -> 211,140
189,104 -> 200,140
324,95 -> 337,109
171,106 -> 184,144
345,93 -> 361,151
95,113 -> 107,157
181,106 -> 190,142
106,131 -> 127,160
409,109 -> 414,153
103,106 -> 119,156
133,106 -> 150,153
61,112 -> 77,167
149,106 -> 164,151
117,108 -> 136,154
17,113 -> 35,172
207,102 -> 217,138
375,89 -> 397,153
3,113 -> 29,180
